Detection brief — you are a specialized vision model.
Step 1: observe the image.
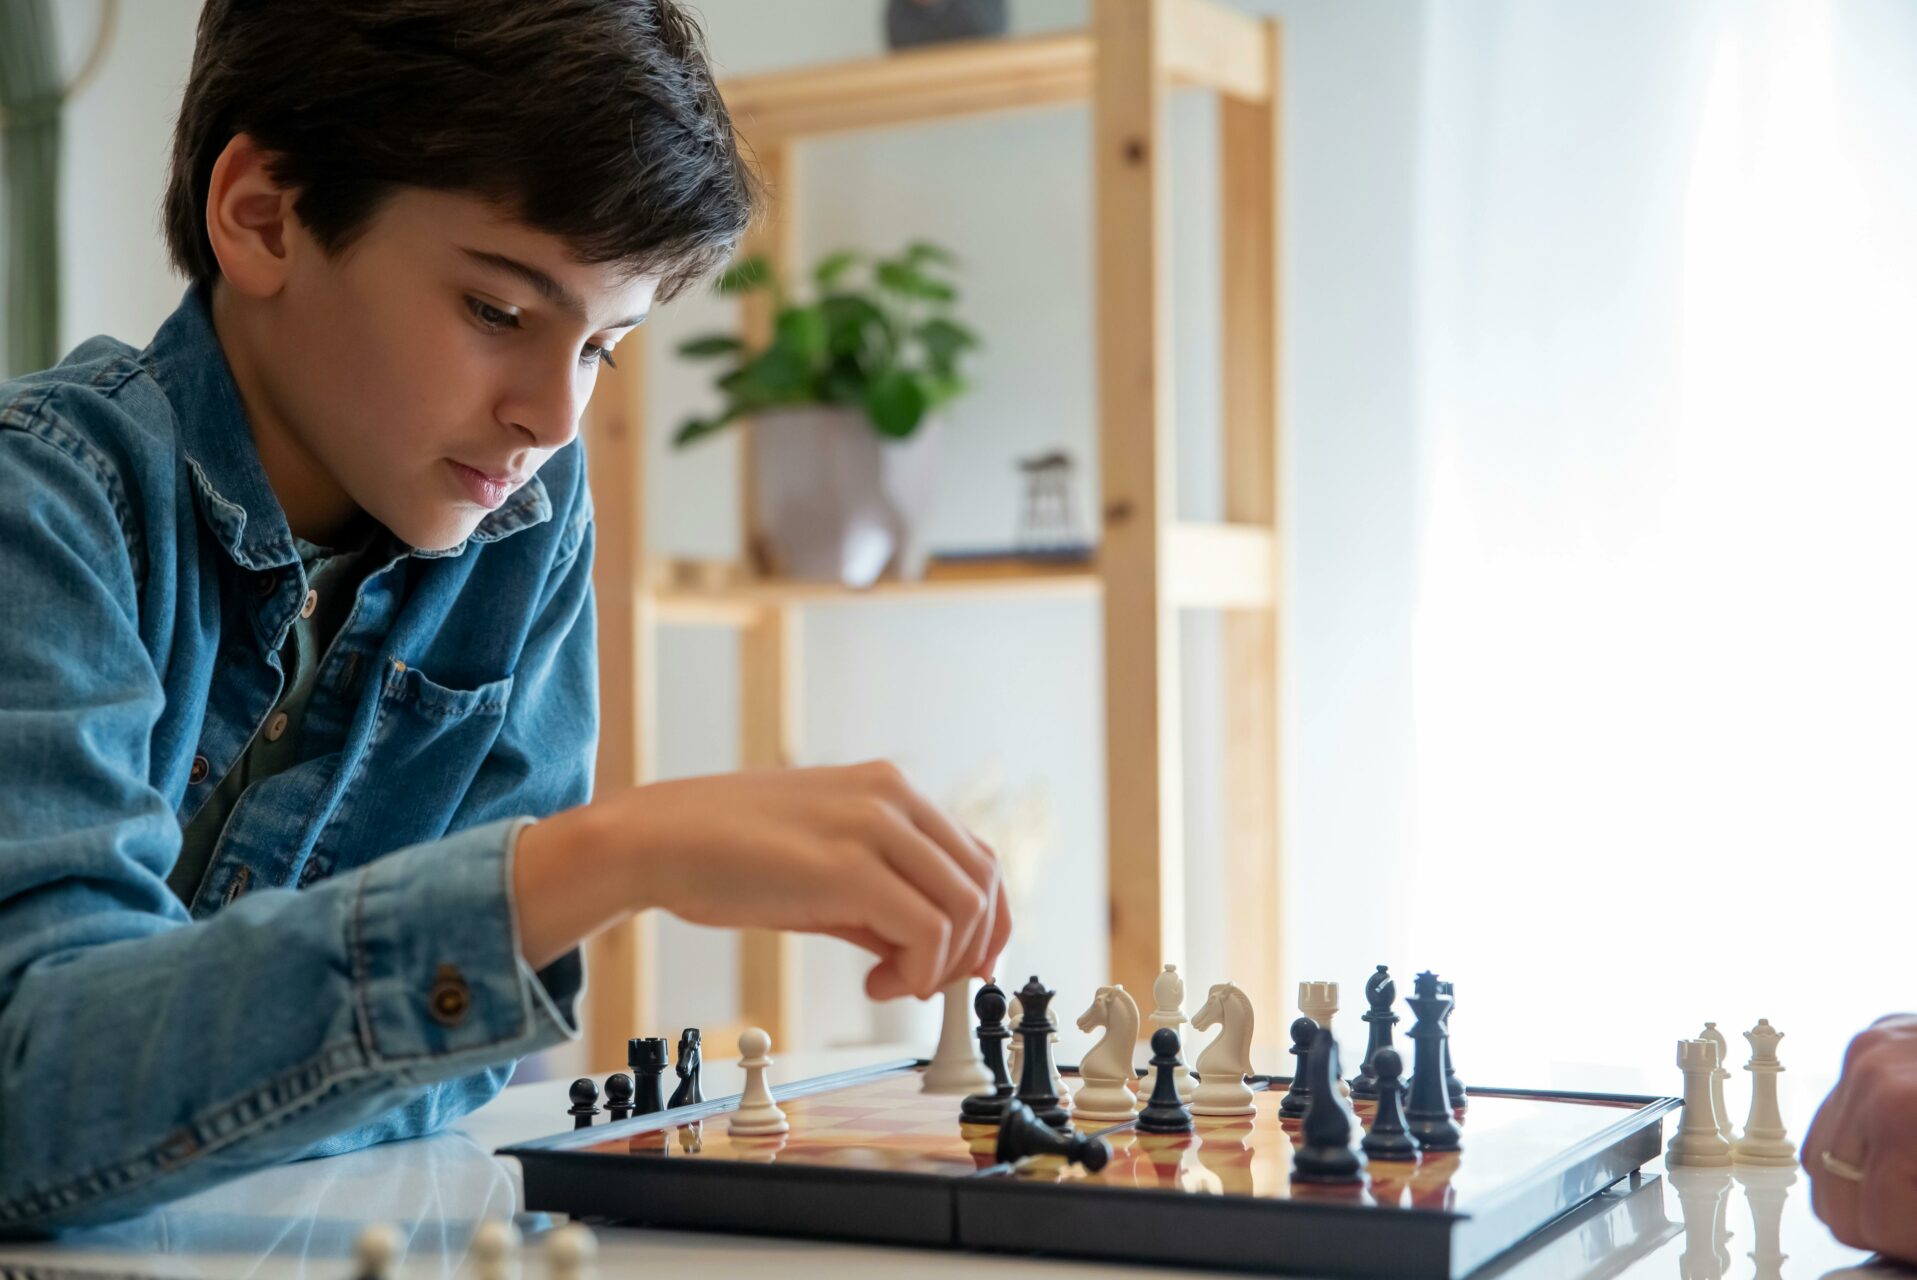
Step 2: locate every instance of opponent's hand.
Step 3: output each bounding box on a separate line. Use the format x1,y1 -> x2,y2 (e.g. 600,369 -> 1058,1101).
607,761 -> 1011,1001
1802,1013 -> 1917,1261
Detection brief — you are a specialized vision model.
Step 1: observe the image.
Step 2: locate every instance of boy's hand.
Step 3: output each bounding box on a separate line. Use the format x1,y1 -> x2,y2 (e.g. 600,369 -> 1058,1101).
515,762 -> 1011,1002
1802,1013 -> 1917,1262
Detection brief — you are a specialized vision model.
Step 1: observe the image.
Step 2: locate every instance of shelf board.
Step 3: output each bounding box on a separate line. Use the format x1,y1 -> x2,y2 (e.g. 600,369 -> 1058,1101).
648,558 -> 1101,624
720,0 -> 1271,144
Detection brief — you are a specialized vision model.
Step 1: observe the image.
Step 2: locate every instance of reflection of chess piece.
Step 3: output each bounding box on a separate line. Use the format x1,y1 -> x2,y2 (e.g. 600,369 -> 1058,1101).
1148,963 -> 1196,1101
1367,1162 -> 1411,1209
1668,1164 -> 1734,1280
732,1131 -> 788,1163
626,1128 -> 671,1155
1408,1150 -> 1460,1212
677,1120 -> 703,1155
1732,1020 -> 1796,1167
1194,1120 -> 1256,1196
1135,1129 -> 1194,1189
1734,1164 -> 1795,1280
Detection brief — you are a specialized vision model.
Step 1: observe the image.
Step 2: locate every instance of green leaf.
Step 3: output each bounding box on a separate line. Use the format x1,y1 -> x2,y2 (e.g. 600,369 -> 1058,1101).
820,294 -> 891,360
749,344 -> 813,398
865,369 -> 929,438
813,249 -> 860,288
774,306 -> 828,363
677,334 -> 746,359
715,255 -> 773,294
673,412 -> 735,447
920,371 -> 968,407
916,317 -> 978,367
905,241 -> 958,267
876,260 -> 957,303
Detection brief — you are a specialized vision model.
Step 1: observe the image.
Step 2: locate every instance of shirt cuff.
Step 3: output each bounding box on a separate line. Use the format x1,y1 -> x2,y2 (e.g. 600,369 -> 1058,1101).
350,817 -> 583,1071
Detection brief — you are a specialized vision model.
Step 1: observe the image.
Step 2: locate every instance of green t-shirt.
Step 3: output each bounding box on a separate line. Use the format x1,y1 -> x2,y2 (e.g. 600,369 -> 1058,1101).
170,532 -> 379,905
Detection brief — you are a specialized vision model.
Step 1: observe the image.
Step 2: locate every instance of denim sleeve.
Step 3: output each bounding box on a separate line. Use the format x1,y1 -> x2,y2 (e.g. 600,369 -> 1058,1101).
0,427 -> 588,1231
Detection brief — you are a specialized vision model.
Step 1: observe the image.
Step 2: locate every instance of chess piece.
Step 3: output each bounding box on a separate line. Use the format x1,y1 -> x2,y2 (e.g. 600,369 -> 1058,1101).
1350,965 -> 1398,1101
353,1224 -> 399,1280
995,1099 -> 1112,1171
1438,979 -> 1467,1110
1669,1038 -> 1734,1167
1006,993 -> 1024,1085
1732,1020 -> 1796,1166
1404,972 -> 1461,1151
546,1223 -> 596,1280
471,1220 -> 521,1280
1148,963 -> 1197,1101
627,1037 -> 668,1115
729,1027 -> 790,1135
1136,1027 -> 1195,1134
1699,1022 -> 1735,1143
1047,1003 -> 1071,1110
961,979 -> 1017,1124
566,1077 -> 600,1129
1360,1048 -> 1420,1161
1292,1026 -> 1366,1184
668,1028 -> 703,1108
602,1073 -> 635,1122
1735,1164 -> 1796,1280
1277,1017 -> 1316,1119
1189,981 -> 1257,1116
1299,980 -> 1350,1101
1012,976 -> 1070,1130
1073,984 -> 1144,1123
924,977 -> 994,1094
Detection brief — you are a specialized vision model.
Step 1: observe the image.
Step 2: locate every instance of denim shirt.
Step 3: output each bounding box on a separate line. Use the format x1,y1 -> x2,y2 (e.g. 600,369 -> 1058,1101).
0,285 -> 596,1230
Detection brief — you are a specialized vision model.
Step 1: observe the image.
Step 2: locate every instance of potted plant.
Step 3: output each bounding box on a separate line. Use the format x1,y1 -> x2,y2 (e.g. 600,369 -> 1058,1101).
674,242 -> 979,587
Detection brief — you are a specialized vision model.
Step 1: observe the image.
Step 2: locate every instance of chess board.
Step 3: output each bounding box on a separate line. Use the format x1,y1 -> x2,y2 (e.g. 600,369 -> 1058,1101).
499,1061 -> 1679,1279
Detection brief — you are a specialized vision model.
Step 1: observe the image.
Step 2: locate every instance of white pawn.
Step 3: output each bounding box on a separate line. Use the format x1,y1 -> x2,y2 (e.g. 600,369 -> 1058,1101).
1733,1019 -> 1796,1166
354,1225 -> 400,1280
729,1027 -> 790,1135
1006,994 -> 1024,1084
1190,980 -> 1257,1116
1148,964 -> 1196,1102
1669,1038 -> 1733,1167
545,1224 -> 595,1280
922,977 -> 992,1094
1699,1022 -> 1736,1143
471,1221 -> 521,1280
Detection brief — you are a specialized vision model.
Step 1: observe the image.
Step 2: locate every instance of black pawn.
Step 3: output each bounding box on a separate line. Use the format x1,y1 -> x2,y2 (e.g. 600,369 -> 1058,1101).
1361,1049 -> 1420,1161
962,979 -> 1017,1124
1405,971 -> 1462,1151
567,1077 -> 600,1129
1292,1026 -> 1366,1183
1350,965 -> 1399,1100
1438,980 -> 1467,1110
669,1028 -> 704,1109
1012,975 -> 1069,1130
603,1072 -> 635,1121
1277,1016 -> 1316,1119
996,1099 -> 1112,1171
628,1036 -> 669,1116
1136,1027 -> 1194,1134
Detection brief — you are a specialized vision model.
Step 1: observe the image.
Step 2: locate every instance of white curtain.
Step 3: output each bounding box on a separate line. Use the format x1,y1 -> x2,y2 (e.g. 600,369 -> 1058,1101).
1405,0 -> 1917,1093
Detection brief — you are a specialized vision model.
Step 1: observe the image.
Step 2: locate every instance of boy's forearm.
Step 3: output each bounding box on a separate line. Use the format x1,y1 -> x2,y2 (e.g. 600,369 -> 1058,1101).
511,801 -> 646,971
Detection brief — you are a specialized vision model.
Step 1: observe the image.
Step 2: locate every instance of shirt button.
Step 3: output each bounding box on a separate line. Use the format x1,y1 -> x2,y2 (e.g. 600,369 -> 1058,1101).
265,711 -> 290,742
189,754 -> 209,783
428,965 -> 473,1026
300,589 -> 318,619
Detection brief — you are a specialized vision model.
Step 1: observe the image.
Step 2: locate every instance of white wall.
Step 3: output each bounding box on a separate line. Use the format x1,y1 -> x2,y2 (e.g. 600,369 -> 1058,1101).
16,0 -> 1428,1070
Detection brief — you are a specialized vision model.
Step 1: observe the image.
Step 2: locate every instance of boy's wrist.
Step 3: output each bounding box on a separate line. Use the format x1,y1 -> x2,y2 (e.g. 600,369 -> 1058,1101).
512,800 -> 648,970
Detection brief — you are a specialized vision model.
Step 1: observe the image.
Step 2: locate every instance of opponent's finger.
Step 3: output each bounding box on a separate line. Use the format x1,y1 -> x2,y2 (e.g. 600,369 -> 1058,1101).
1860,1146 -> 1917,1263
885,781 -> 1003,972
1812,1171 -> 1868,1251
1805,1087 -> 1870,1248
978,861 -> 1013,978
860,805 -> 987,989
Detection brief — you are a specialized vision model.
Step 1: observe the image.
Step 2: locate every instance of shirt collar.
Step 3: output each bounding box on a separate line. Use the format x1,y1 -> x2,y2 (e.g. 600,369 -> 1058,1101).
144,284 -> 552,570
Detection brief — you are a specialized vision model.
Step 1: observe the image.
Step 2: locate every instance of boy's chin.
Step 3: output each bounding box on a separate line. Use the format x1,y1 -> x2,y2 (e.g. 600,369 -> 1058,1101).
381,506 -> 485,553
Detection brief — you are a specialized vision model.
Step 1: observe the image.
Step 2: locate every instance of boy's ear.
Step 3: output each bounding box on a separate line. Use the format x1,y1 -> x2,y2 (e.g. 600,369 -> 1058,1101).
204,132 -> 298,299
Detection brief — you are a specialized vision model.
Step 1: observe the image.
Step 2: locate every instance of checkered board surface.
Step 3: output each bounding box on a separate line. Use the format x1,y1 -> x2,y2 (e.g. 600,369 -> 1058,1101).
582,1064 -> 1649,1211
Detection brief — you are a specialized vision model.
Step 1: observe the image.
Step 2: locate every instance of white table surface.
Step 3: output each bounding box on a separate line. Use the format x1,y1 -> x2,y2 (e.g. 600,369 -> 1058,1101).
0,1046 -> 1906,1280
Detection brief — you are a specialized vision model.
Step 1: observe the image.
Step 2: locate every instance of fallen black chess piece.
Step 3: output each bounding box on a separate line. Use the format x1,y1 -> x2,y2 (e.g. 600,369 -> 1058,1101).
995,1099 -> 1111,1171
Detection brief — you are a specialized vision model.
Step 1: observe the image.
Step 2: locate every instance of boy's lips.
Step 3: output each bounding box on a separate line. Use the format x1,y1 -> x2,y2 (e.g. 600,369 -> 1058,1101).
447,459 -> 526,509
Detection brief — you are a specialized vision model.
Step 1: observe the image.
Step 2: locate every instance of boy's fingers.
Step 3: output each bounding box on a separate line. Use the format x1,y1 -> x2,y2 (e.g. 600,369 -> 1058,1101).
863,809 -> 987,988
854,860 -> 952,1000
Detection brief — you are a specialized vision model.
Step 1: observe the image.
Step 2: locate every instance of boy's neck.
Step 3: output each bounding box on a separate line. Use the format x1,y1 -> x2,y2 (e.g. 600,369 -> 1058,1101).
208,281 -> 364,547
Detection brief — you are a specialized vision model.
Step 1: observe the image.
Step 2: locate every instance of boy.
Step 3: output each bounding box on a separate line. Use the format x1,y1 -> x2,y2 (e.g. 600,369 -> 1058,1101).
0,0 -> 1007,1231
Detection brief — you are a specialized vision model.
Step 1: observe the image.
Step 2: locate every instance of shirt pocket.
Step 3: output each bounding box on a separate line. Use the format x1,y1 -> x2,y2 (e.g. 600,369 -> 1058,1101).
334,660 -> 517,855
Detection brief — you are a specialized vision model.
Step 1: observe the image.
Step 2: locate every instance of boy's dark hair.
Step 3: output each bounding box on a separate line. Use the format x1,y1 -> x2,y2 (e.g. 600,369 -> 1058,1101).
163,0 -> 756,301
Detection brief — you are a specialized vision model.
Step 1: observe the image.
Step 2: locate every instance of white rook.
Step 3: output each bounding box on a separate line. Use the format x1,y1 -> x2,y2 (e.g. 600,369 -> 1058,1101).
1668,1038 -> 1733,1167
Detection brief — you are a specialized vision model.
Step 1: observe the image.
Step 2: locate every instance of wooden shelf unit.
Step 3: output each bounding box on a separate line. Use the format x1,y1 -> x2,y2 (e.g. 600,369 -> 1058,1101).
581,0 -> 1284,1069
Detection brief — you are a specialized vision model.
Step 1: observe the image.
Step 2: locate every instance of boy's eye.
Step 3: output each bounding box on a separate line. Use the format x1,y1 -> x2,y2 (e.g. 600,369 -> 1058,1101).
466,296 -> 519,331
581,342 -> 619,371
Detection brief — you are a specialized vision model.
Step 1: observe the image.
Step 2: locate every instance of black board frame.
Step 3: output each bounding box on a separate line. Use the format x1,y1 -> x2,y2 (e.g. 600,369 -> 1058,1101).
499,1060 -> 1680,1279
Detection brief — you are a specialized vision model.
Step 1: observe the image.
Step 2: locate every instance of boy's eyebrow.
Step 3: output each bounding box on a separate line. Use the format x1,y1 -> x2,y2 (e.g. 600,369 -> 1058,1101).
458,246 -> 647,329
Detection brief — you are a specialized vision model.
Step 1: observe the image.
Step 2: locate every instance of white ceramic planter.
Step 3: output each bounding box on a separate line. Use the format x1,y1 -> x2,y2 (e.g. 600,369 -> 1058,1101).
750,406 -> 943,587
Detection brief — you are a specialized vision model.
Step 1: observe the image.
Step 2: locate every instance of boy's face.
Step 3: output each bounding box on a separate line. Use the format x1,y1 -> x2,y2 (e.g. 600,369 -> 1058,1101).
265,188 -> 657,550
